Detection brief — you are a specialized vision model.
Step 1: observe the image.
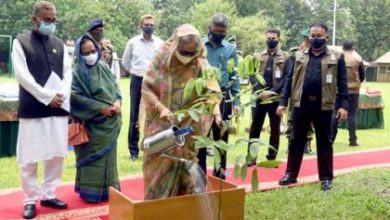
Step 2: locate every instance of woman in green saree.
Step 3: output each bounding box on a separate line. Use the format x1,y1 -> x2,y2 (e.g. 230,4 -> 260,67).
71,34 -> 121,203
141,24 -> 221,200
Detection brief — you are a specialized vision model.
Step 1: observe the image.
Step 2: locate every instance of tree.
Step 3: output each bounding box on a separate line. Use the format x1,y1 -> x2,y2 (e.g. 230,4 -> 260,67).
350,0 -> 390,60
190,0 -> 237,36
152,0 -> 199,40
279,0 -> 312,50
230,14 -> 269,55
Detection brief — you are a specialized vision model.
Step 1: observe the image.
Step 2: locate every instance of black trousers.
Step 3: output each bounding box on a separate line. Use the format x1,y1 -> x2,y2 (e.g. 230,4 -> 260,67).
331,93 -> 359,143
248,102 -> 281,160
286,102 -> 334,181
128,74 -> 143,156
197,92 -> 231,179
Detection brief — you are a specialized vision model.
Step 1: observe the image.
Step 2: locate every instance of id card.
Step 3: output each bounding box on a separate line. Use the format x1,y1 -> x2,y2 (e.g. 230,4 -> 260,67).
275,68 -> 281,78
326,74 -> 333,84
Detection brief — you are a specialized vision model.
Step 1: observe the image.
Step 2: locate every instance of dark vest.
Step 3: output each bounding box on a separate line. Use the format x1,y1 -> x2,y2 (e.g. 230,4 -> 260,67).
16,30 -> 68,118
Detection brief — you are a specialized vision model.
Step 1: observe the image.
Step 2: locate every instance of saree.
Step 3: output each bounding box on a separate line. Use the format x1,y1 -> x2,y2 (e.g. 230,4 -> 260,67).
141,24 -> 220,200
71,35 -> 122,203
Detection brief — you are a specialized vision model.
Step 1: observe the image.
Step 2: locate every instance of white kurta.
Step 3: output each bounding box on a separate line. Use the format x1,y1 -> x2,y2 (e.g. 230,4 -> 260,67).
12,39 -> 72,165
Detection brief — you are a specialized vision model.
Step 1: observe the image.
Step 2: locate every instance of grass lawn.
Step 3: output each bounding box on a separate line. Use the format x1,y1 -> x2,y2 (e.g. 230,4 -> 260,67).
1,75 -> 389,219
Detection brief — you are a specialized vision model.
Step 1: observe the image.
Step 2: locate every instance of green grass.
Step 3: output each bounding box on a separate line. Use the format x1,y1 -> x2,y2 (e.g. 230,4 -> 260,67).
1,75 -> 390,219
245,168 -> 390,220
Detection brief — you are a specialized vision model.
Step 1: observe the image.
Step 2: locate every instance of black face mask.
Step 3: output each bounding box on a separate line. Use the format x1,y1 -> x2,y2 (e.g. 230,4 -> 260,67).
91,31 -> 104,42
310,38 -> 326,49
143,26 -> 154,35
209,31 -> 225,45
266,40 -> 279,49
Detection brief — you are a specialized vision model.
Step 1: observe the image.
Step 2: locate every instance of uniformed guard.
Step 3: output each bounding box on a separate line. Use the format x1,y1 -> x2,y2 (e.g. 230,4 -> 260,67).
277,23 -> 349,191
285,29 -> 314,155
247,28 -> 292,166
331,40 -> 365,146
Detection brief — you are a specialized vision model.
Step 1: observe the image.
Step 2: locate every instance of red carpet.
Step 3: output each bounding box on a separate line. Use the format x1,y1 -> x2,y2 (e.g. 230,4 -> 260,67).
1,148 -> 389,220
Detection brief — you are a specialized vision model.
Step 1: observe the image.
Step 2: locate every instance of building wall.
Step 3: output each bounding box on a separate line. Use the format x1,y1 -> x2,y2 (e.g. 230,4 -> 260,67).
376,64 -> 390,82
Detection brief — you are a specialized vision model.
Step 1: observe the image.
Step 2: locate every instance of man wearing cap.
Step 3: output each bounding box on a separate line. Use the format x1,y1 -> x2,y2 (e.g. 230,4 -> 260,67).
86,18 -> 114,69
12,1 -> 70,218
122,14 -> 163,161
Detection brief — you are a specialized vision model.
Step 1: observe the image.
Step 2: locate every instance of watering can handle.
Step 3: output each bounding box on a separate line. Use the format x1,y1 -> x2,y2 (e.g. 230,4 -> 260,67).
174,127 -> 194,137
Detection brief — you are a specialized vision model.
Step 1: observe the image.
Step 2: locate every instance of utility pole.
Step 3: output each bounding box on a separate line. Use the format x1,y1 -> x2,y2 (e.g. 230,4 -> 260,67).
332,0 -> 337,46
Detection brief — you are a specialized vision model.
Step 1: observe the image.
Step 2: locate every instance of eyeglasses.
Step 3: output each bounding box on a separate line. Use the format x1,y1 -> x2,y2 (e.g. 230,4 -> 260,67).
178,50 -> 198,57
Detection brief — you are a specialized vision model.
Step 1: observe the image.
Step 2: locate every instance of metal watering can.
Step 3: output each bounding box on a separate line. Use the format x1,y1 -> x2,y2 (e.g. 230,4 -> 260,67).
143,125 -> 194,169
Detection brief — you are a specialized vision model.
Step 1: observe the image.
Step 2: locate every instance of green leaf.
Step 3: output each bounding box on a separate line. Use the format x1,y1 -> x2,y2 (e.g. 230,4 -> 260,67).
235,154 -> 245,164
227,58 -> 235,74
194,140 -> 209,149
195,78 -> 205,96
255,74 -> 266,86
235,138 -> 249,145
257,160 -> 282,168
240,164 -> 248,180
251,168 -> 259,192
234,163 -> 241,179
193,135 -> 213,143
215,140 -> 232,151
188,109 -> 200,122
183,79 -> 195,101
214,68 -> 221,81
249,142 -> 260,158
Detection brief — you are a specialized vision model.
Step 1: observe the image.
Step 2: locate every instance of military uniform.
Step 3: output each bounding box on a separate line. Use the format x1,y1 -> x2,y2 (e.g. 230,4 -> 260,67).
331,50 -> 365,145
248,48 -> 292,161
279,46 -> 349,182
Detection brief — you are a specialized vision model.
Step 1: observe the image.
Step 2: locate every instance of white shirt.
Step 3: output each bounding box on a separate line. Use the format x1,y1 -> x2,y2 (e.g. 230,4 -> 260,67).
12,38 -> 72,164
122,34 -> 163,77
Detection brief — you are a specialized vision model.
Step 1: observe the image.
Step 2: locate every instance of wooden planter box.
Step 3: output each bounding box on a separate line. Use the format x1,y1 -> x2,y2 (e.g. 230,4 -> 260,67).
109,175 -> 245,220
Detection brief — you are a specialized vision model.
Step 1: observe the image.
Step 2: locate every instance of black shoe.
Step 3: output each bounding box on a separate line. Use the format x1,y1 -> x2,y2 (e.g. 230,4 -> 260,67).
247,160 -> 257,167
349,141 -> 360,147
266,155 -> 276,161
206,148 -> 215,157
304,146 -> 313,155
278,174 -> 298,186
40,198 -> 68,209
321,180 -> 333,191
23,204 -> 36,219
130,155 -> 138,161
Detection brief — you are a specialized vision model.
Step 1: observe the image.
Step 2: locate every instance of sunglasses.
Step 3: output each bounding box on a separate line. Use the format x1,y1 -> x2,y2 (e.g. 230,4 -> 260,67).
178,50 -> 198,57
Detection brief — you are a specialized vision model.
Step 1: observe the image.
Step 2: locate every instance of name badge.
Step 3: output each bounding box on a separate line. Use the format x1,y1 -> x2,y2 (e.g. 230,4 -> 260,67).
275,68 -> 281,78
326,74 -> 333,84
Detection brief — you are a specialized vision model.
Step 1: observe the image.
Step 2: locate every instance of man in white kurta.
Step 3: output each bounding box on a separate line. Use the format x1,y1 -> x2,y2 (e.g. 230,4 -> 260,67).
12,1 -> 70,219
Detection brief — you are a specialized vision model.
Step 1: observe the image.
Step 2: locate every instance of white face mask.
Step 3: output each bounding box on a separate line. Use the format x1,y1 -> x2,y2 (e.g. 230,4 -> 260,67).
82,52 -> 98,66
175,50 -> 195,65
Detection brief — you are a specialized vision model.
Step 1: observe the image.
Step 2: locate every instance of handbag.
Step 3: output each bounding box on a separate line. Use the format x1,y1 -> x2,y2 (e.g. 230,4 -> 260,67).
68,118 -> 89,146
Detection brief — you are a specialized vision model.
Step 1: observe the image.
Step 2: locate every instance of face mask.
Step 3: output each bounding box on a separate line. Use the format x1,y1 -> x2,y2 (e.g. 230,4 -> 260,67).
143,26 -> 154,35
38,21 -> 56,36
175,50 -> 195,65
209,31 -> 225,45
82,52 -> 98,66
266,40 -> 279,49
91,31 -> 104,42
310,38 -> 326,50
